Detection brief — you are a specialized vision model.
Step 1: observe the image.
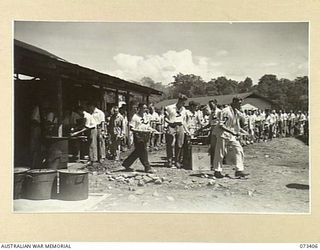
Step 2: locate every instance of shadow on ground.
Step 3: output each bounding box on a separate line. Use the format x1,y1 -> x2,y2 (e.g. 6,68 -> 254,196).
286,183 -> 309,190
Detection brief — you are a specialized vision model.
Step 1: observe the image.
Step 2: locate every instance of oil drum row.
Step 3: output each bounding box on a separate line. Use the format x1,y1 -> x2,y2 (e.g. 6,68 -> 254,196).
14,167 -> 88,201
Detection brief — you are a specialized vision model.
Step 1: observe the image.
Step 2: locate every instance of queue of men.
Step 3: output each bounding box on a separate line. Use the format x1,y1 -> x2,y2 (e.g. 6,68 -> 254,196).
30,96 -> 309,178
69,95 -> 308,177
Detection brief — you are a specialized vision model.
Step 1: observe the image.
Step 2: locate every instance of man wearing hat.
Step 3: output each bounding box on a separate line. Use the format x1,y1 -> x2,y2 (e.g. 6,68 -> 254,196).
212,97 -> 250,178
164,93 -> 190,168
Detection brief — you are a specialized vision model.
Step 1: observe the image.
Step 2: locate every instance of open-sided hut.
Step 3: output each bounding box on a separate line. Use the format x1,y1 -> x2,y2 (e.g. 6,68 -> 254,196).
14,39 -> 162,166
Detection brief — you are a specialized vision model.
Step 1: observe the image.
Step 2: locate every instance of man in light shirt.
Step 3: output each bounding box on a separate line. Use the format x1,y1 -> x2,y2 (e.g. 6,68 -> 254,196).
297,110 -> 306,135
288,110 -> 296,136
91,103 -> 106,163
248,110 -> 256,143
185,101 -> 201,138
76,103 -> 98,165
198,99 -> 221,168
164,94 -> 190,168
212,97 -> 249,179
122,103 -> 156,173
148,105 -> 161,151
109,106 -> 125,161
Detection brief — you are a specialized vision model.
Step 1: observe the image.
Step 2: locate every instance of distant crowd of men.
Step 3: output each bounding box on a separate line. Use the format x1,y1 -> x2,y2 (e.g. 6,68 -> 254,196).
30,96 -> 309,178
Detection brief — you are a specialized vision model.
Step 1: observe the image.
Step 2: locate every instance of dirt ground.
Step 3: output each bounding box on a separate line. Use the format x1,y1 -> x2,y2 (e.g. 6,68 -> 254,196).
87,137 -> 309,213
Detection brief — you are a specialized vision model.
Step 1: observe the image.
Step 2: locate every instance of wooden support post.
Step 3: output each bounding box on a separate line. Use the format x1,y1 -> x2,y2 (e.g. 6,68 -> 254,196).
146,95 -> 150,106
56,78 -> 63,137
125,91 -> 131,148
115,89 -> 119,107
125,91 -> 130,118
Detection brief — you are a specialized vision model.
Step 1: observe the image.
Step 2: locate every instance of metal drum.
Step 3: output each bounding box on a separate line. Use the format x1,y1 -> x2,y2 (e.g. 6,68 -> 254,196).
24,169 -> 57,200
13,167 -> 30,199
45,136 -> 69,169
58,169 -> 88,201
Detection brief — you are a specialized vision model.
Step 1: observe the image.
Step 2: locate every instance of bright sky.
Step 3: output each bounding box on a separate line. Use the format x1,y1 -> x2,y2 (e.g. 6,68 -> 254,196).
14,22 -> 308,85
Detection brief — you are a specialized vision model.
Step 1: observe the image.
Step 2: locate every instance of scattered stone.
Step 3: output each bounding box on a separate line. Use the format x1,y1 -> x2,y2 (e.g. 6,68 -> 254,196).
248,190 -> 255,197
137,180 -> 145,186
154,179 -> 162,185
152,190 -> 160,197
115,176 -> 125,181
126,172 -> 138,178
166,196 -> 175,201
207,180 -> 216,186
192,179 -> 197,183
135,189 -> 145,195
128,187 -> 136,191
224,191 -> 232,196
128,179 -> 136,186
161,177 -> 168,182
218,183 -> 228,189
143,175 -> 154,183
265,154 -> 270,158
147,173 -> 157,179
128,194 -> 138,202
135,175 -> 143,180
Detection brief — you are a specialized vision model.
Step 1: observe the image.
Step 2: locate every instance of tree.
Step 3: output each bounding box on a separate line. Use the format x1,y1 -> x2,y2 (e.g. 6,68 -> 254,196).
257,74 -> 279,97
214,76 -> 239,95
290,76 -> 309,110
170,73 -> 206,98
206,78 -> 219,95
256,74 -> 308,111
238,77 -> 253,93
139,77 -> 169,103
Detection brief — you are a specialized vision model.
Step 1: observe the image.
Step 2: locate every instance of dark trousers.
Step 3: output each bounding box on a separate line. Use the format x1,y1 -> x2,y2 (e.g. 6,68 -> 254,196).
122,136 -> 150,170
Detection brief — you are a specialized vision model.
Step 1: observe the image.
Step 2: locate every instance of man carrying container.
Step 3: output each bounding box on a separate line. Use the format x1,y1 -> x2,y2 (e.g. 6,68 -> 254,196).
122,103 -> 157,173
212,97 -> 250,179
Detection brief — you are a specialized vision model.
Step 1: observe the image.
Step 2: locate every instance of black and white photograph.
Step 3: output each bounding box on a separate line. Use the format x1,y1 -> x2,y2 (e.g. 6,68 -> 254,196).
13,21 -> 309,213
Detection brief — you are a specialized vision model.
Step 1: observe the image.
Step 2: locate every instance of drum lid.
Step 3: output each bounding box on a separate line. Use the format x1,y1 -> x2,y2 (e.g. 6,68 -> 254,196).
14,167 -> 30,174
28,169 -> 57,174
58,169 -> 88,174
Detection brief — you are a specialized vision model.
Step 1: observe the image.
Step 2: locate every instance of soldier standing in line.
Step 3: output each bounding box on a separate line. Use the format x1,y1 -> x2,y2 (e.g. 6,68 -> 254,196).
164,94 -> 190,168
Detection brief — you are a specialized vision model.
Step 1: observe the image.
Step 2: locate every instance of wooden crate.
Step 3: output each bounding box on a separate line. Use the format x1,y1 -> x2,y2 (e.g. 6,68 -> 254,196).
183,143 -> 211,171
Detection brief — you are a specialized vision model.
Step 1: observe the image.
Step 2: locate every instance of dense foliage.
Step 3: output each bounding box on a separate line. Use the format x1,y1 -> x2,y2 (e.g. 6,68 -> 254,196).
138,74 -> 308,111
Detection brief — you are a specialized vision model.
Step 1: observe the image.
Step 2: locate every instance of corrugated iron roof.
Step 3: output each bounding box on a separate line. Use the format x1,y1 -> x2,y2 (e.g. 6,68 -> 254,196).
14,39 -> 67,62
14,39 -> 162,96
